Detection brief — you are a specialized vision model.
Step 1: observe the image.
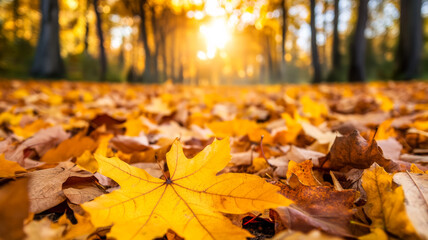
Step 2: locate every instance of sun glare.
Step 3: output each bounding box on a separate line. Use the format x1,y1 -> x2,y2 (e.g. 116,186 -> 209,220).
198,18 -> 230,60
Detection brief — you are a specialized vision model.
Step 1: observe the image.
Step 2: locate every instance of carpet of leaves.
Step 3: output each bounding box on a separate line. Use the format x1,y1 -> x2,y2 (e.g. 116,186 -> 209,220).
0,80 -> 427,240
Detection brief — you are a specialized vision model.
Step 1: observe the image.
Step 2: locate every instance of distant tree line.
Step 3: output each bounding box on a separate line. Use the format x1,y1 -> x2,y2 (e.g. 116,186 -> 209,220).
0,0 -> 427,83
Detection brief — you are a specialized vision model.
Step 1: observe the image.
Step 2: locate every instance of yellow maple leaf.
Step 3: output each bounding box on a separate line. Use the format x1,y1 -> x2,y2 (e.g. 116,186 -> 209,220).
0,154 -> 26,178
362,164 -> 418,239
82,138 -> 292,240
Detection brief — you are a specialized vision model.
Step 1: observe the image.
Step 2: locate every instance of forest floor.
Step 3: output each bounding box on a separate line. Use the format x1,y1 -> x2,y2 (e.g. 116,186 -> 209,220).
0,80 -> 427,240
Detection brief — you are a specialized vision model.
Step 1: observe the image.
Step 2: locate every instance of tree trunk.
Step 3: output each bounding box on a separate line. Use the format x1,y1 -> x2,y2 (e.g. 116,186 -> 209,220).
83,0 -> 90,54
30,0 -> 65,78
13,0 -> 19,40
280,0 -> 287,65
170,26 -> 176,82
139,0 -> 151,80
265,33 -> 274,82
348,0 -> 369,82
150,5 -> 159,82
93,0 -> 107,81
395,0 -> 422,80
160,28 -> 167,82
332,0 -> 340,69
310,0 -> 322,83
327,0 -> 341,82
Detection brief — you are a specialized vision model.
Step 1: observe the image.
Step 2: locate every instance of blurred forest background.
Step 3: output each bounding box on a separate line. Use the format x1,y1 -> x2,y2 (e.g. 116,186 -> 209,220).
0,0 -> 427,84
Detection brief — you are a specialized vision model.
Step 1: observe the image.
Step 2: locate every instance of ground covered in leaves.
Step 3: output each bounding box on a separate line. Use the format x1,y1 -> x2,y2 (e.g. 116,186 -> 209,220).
0,80 -> 427,240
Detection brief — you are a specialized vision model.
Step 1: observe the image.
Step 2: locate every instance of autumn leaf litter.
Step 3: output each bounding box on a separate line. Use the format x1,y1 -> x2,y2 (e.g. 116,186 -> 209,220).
0,81 -> 427,240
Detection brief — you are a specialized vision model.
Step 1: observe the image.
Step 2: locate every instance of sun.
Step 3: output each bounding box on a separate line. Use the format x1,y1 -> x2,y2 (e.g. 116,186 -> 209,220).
198,18 -> 231,60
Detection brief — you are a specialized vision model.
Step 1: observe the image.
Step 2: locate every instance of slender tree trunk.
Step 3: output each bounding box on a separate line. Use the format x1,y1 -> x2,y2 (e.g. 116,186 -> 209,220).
30,0 -> 65,78
327,0 -> 341,82
348,0 -> 369,82
280,0 -> 287,65
160,29 -> 167,82
395,0 -> 422,80
150,6 -> 159,82
93,0 -> 107,81
83,0 -> 90,54
332,0 -> 340,69
13,0 -> 19,40
265,33 -> 274,82
170,26 -> 176,82
310,0 -> 322,83
139,0 -> 151,80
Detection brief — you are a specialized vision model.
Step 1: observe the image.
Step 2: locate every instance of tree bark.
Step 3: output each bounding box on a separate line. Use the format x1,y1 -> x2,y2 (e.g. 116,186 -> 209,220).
327,0 -> 341,82
93,0 -> 107,81
395,0 -> 422,80
13,0 -> 19,40
30,0 -> 65,78
265,33 -> 274,82
150,5 -> 159,82
280,0 -> 287,65
83,0 -> 90,54
310,0 -> 322,83
332,0 -> 340,69
348,0 -> 369,82
139,0 -> 151,80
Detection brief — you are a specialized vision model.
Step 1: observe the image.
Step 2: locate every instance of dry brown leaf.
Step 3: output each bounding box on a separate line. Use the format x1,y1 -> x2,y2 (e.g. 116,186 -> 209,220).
274,175 -> 357,237
26,162 -> 93,213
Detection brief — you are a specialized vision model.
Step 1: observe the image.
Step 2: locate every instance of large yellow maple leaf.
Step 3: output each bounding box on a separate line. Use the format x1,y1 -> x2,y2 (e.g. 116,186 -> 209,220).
82,138 -> 292,240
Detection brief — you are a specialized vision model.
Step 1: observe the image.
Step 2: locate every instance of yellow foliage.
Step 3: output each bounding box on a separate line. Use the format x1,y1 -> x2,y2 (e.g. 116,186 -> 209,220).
362,165 -> 418,239
374,119 -> 396,140
0,112 -> 22,126
359,228 -> 388,240
286,160 -> 321,186
374,94 -> 394,112
11,119 -> 51,139
0,154 -> 26,178
410,164 -> 428,174
208,119 -> 272,144
251,157 -> 269,172
277,112 -> 303,144
76,150 -> 98,173
122,118 -> 148,137
41,132 -> 97,163
82,138 -> 292,240
300,95 -> 328,124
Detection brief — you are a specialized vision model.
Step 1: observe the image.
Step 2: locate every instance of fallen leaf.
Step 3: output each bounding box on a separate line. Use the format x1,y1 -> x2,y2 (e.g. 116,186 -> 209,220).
27,162 -> 93,213
322,130 -> 383,169
274,175 -> 357,237
6,126 -> 70,165
82,138 -> 292,240
110,134 -> 151,153
286,160 -> 322,186
63,176 -> 105,205
361,164 -> 418,239
0,154 -> 26,178
41,132 -> 97,163
0,179 -> 29,240
393,171 -> 428,239
376,137 -> 402,161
